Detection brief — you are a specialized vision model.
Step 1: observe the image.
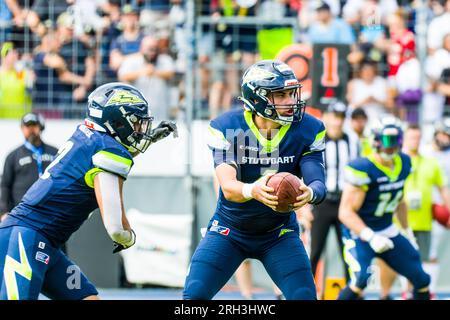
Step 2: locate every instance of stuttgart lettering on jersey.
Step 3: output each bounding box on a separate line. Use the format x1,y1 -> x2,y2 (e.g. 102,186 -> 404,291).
379,179 -> 405,192
241,156 -> 295,165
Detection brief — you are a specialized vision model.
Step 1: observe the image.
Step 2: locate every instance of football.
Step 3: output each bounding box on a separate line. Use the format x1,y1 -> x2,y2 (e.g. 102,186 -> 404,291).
432,204 -> 450,228
266,172 -> 303,213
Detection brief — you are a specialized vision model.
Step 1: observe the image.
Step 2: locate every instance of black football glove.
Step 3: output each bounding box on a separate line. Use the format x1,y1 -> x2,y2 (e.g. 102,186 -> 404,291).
148,121 -> 178,144
112,229 -> 136,254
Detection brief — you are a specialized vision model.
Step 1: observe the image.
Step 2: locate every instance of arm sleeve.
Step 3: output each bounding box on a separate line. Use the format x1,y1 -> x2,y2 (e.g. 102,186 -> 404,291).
96,171 -> 134,246
0,153 -> 15,213
300,124 -> 327,204
206,121 -> 237,169
300,151 -> 327,205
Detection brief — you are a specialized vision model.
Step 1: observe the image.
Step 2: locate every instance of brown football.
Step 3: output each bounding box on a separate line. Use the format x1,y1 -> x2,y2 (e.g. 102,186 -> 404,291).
266,172 -> 303,213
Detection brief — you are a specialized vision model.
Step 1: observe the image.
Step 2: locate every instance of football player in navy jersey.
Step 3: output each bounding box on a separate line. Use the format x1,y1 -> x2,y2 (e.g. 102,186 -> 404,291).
0,83 -> 177,300
337,118 -> 430,300
183,60 -> 327,300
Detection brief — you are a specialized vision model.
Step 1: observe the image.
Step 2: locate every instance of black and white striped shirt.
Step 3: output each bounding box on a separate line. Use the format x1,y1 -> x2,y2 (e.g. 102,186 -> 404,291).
324,133 -> 358,194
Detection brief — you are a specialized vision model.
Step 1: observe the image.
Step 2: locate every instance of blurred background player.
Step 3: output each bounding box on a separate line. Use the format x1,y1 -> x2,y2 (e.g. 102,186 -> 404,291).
337,117 -> 431,300
300,101 -> 358,283
0,83 -> 177,300
0,113 -> 57,221
183,60 -> 327,300
378,124 -> 450,300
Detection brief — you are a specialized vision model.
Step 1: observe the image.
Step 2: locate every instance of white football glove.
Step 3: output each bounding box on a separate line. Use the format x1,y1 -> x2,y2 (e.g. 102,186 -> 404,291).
401,227 -> 419,250
112,229 -> 136,254
360,227 -> 394,254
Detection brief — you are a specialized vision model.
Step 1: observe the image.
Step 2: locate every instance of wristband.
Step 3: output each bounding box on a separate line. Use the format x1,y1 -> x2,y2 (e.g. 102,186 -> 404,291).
242,183 -> 255,200
307,186 -> 314,203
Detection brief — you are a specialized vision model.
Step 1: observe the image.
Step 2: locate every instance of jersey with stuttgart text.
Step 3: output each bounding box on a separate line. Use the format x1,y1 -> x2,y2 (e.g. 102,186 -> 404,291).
1,125 -> 134,247
207,108 -> 326,233
344,152 -> 412,231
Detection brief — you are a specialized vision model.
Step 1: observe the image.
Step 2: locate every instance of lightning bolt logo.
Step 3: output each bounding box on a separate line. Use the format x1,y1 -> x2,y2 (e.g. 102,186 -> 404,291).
3,232 -> 32,300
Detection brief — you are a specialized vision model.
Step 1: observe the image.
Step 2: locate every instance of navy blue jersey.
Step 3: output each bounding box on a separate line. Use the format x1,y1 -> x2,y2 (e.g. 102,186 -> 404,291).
207,109 -> 326,233
344,152 -> 412,231
1,125 -> 134,247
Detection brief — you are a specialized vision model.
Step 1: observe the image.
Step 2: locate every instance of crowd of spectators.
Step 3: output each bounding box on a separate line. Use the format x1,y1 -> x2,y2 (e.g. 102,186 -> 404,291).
0,0 -> 449,125
0,0 -> 180,120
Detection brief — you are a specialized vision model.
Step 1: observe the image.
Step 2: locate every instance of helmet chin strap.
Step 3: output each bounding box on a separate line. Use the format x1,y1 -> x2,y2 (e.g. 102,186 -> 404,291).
273,113 -> 293,126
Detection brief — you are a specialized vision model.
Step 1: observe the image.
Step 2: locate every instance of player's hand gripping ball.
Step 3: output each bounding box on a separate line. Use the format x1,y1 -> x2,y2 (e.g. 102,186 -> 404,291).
266,172 -> 303,213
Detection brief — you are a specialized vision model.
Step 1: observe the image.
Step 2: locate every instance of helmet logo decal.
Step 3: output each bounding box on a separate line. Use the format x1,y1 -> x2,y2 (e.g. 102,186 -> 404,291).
275,63 -> 292,73
105,90 -> 145,106
242,67 -> 277,84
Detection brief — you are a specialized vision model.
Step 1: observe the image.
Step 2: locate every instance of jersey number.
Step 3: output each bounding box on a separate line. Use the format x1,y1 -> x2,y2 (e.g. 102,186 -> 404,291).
41,141 -> 74,179
374,191 -> 403,217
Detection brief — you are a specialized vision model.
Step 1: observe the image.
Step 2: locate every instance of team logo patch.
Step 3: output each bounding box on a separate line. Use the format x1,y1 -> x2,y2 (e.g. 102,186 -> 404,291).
210,225 -> 231,236
105,90 -> 145,106
278,228 -> 294,237
242,67 -> 277,84
38,242 -> 46,249
35,251 -> 50,265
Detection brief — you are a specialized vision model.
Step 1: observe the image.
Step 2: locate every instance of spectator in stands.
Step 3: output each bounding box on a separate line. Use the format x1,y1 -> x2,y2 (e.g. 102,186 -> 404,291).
4,0 -> 37,54
118,35 -> 175,121
299,0 -> 341,30
346,60 -> 388,125
432,33 -> 450,117
98,0 -> 122,82
394,46 -> 422,123
25,0 -> 70,37
306,1 -> 355,45
424,33 -> 450,122
71,0 -> 108,38
427,0 -> 450,54
0,41 -> 32,118
381,10 -> 416,78
138,0 -> 171,41
347,1 -> 387,69
109,4 -> 144,73
1,1 -> 13,43
342,0 -> 398,26
208,0 -> 258,119
56,11 -> 96,107
31,27 -> 65,110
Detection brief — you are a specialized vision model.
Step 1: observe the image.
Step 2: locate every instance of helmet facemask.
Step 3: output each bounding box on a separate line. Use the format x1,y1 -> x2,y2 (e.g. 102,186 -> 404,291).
127,113 -> 154,153
243,84 -> 305,126
264,85 -> 305,126
103,107 -> 154,154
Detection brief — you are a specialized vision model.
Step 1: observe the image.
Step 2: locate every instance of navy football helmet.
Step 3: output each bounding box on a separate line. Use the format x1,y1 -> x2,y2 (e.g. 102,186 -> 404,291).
239,60 -> 306,126
371,117 -> 404,160
85,82 -> 154,154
